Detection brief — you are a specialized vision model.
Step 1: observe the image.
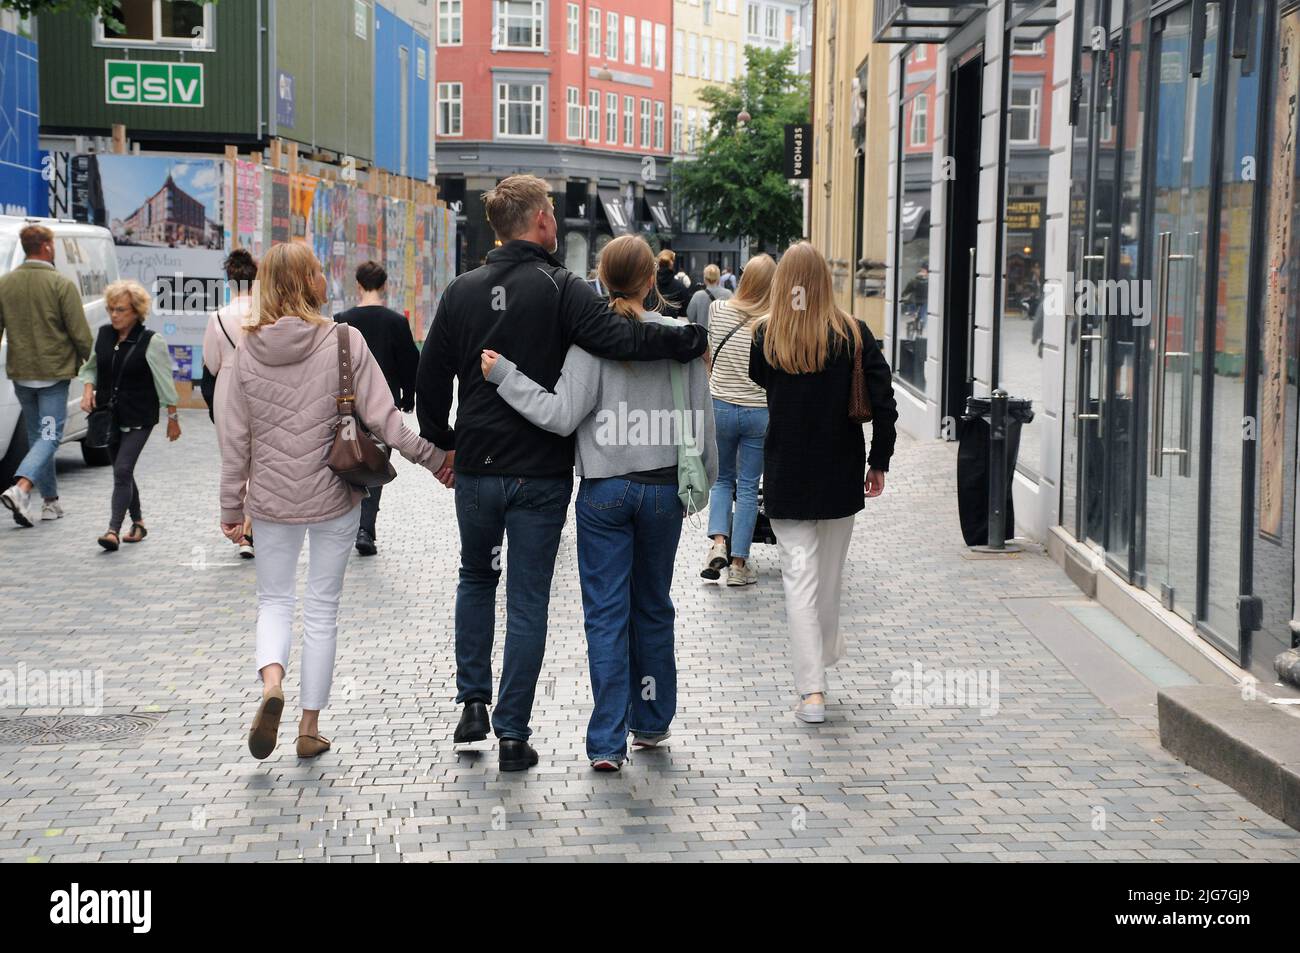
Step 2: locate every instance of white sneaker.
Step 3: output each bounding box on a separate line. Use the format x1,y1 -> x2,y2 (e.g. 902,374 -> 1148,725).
795,696 -> 826,724
631,730 -> 671,748
701,539 -> 729,580
41,501 -> 64,521
727,562 -> 757,587
1,485 -> 35,527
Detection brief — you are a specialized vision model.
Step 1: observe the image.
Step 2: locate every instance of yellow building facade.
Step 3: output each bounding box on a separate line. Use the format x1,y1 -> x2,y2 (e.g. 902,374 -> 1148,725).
808,0 -> 890,336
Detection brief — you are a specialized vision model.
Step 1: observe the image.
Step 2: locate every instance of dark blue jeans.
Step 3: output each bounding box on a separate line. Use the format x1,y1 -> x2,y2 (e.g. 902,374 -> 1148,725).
454,473 -> 573,741
576,478 -> 683,762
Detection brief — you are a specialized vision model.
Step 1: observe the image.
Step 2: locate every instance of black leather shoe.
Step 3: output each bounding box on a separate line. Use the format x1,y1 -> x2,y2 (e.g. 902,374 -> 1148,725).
499,738 -> 539,772
355,529 -> 377,556
454,701 -> 490,743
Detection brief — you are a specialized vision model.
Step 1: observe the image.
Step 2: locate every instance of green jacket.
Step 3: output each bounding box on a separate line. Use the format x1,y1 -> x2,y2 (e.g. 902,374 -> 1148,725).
0,260 -> 93,380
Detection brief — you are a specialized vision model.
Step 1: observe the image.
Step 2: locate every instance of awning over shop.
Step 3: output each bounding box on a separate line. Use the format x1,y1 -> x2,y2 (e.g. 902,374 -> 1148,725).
899,195 -> 931,243
873,1 -> 987,44
645,195 -> 672,231
597,188 -> 632,236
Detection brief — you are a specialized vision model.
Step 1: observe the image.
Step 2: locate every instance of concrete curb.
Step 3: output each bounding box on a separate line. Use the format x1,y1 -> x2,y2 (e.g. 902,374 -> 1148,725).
1158,685 -> 1300,832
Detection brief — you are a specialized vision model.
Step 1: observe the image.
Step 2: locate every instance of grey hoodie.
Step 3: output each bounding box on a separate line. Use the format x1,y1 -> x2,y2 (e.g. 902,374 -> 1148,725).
487,313 -> 717,485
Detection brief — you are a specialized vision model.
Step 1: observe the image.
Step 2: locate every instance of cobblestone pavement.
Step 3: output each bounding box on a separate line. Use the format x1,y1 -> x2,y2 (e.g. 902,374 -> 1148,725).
2,410 -> 1299,863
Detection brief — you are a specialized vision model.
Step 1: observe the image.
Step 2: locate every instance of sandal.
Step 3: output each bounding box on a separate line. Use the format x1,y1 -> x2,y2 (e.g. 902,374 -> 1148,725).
97,530 -> 120,552
122,522 -> 148,543
295,734 -> 331,759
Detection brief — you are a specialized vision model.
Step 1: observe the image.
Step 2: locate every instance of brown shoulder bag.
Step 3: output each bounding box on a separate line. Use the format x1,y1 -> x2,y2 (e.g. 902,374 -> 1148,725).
848,324 -> 874,424
327,323 -> 397,488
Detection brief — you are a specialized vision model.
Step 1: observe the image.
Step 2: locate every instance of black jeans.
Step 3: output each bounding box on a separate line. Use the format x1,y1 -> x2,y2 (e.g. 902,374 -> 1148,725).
108,427 -> 152,532
359,484 -> 382,537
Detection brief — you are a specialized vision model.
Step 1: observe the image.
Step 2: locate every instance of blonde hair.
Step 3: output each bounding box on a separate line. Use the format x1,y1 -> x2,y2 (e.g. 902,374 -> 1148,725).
599,235 -> 661,321
656,249 -> 676,271
703,264 -> 721,284
483,174 -> 552,240
730,254 -> 776,318
104,279 -> 152,321
760,242 -> 861,374
248,242 -> 328,331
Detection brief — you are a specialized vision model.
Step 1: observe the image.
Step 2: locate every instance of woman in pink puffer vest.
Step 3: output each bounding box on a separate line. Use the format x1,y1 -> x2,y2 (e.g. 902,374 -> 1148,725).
218,243 -> 449,761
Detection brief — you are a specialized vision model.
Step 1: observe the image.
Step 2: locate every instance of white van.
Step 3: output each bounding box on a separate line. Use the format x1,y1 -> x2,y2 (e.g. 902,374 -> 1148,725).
0,216 -> 118,487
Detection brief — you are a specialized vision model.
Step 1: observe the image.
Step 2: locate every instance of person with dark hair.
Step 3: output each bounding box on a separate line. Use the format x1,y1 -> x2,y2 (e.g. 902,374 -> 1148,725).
334,260 -> 420,556
202,248 -> 258,556
0,224 -> 93,526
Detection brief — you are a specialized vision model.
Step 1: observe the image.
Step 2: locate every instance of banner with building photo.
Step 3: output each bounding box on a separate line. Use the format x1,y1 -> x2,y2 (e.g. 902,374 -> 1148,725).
1260,7 -> 1300,542
62,153 -> 228,390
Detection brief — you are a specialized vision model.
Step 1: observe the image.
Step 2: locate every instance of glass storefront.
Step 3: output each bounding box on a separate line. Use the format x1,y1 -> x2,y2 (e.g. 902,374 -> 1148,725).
1061,0 -> 1298,677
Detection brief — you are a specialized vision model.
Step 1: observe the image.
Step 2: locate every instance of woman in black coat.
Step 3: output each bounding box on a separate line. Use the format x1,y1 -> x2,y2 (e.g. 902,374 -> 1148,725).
654,249 -> 687,318
748,242 -> 898,725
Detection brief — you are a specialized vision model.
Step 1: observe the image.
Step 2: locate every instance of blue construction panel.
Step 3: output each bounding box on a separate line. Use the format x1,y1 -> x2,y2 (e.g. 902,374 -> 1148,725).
0,27 -> 43,215
373,5 -> 429,181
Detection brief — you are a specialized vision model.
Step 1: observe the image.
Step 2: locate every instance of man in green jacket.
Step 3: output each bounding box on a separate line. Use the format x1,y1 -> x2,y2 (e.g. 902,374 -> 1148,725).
0,224 -> 93,527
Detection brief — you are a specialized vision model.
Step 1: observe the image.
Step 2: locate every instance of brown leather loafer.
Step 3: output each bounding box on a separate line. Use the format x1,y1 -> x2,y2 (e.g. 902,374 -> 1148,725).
248,685 -> 284,760
296,734 -> 331,759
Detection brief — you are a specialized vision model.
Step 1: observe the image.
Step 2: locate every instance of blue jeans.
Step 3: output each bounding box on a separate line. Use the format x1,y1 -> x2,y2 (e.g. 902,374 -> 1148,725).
13,381 -> 70,499
705,399 -> 768,559
454,473 -> 573,741
576,478 -> 683,762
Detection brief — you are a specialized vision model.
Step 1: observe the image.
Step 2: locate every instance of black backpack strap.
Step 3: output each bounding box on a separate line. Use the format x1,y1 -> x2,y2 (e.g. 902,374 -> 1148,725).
710,311 -> 754,371
216,311 -> 236,349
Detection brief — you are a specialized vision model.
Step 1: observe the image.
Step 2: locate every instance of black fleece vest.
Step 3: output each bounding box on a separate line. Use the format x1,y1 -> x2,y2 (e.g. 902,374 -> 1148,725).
95,324 -> 160,429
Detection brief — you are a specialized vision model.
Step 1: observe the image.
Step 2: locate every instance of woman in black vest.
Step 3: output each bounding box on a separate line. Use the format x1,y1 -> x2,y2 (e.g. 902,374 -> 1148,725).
78,280 -> 181,551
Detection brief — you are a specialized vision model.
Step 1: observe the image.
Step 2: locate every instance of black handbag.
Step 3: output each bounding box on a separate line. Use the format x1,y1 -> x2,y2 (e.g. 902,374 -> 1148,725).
85,330 -> 145,449
199,312 -> 237,423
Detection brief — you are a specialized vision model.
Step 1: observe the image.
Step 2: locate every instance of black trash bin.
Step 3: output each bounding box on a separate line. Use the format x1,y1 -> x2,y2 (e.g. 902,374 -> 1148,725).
957,395 -> 1034,547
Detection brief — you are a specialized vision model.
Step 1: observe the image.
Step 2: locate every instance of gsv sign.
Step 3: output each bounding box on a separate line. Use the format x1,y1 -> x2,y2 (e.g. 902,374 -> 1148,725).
105,61 -> 204,108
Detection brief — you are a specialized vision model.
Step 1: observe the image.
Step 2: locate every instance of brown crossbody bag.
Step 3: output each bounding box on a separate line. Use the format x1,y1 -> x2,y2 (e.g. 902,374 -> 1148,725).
848,324 -> 874,424
327,324 -> 397,488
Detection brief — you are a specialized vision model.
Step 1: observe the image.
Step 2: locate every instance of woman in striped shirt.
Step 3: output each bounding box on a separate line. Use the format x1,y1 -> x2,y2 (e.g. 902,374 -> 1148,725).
700,254 -> 776,586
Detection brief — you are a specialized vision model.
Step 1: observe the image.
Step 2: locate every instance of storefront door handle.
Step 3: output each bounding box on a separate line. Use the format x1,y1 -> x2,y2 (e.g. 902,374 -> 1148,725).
1151,231 -> 1173,476
966,246 -> 977,383
1151,231 -> 1198,477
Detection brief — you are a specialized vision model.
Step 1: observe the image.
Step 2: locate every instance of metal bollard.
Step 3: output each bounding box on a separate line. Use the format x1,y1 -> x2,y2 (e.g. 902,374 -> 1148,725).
986,389 -> 1009,550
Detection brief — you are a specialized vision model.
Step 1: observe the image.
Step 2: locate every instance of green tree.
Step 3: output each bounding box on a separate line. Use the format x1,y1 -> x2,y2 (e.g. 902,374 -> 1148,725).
672,45 -> 810,252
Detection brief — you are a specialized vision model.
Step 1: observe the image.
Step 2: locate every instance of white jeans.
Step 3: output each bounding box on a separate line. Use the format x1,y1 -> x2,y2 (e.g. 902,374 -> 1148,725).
252,507 -> 361,711
770,515 -> 856,696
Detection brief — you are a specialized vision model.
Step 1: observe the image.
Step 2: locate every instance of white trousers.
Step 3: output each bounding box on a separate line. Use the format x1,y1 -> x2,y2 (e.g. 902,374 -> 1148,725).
252,506 -> 361,711
770,514 -> 856,696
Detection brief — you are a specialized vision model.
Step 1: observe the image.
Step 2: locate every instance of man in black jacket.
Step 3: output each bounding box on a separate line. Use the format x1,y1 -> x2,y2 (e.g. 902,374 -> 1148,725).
417,174 -> 705,772
335,260 -> 420,556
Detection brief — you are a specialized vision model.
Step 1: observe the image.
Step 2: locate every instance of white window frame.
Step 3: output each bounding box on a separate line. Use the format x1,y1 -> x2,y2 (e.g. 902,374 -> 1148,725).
702,36 -> 711,80
588,89 -> 601,141
567,85 -> 584,139
726,41 -> 737,81
606,11 -> 619,60
687,107 -> 698,152
746,2 -> 759,39
654,24 -> 666,71
437,81 -> 463,136
589,6 -> 601,56
686,33 -> 698,78
672,105 -> 683,153
437,0 -> 462,47
1008,84 -> 1041,143
566,3 -> 580,54
764,5 -> 778,41
715,41 -> 724,82
494,0 -> 544,52
640,20 -> 652,68
673,29 -> 684,75
653,100 -> 665,151
640,97 -> 651,148
623,94 -> 635,146
606,91 -> 618,143
94,0 -> 216,50
624,16 -> 636,65
909,92 -> 927,146
703,0 -> 713,25
496,81 -> 545,139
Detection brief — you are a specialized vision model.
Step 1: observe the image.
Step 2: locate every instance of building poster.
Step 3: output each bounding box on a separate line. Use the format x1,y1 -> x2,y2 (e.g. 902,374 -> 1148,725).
1260,8 -> 1300,542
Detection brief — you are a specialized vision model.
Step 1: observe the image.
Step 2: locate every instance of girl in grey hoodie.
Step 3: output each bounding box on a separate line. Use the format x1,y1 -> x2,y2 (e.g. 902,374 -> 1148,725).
218,244 -> 447,761
481,235 -> 716,771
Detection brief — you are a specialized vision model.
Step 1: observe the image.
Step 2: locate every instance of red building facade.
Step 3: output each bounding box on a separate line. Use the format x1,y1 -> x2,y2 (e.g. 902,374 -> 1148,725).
435,0 -> 674,273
